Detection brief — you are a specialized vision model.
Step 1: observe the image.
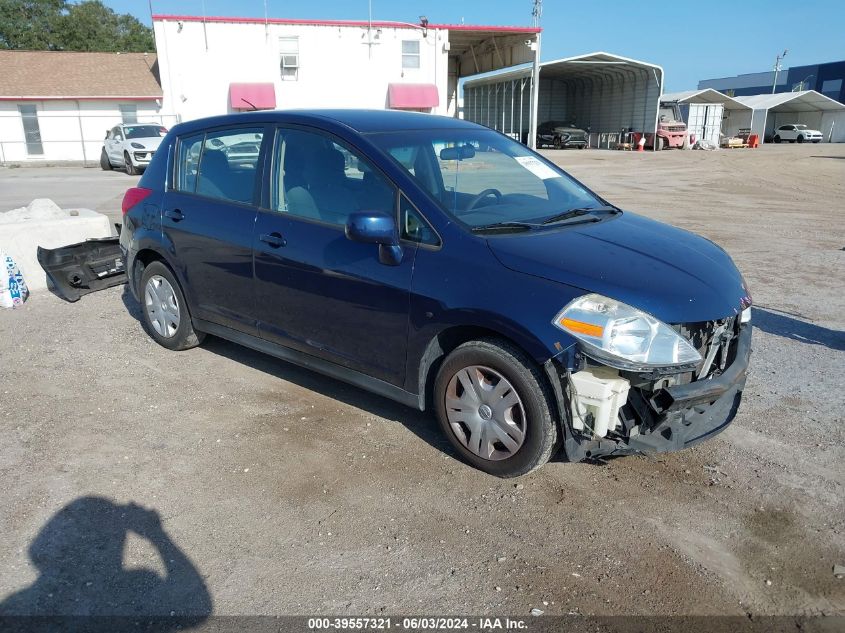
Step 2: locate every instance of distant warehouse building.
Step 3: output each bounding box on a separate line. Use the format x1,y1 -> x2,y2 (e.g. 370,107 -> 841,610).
699,59 -> 845,104
0,51 -> 167,164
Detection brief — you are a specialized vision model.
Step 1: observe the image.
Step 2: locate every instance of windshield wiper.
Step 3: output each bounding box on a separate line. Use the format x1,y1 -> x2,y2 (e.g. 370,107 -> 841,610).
470,221 -> 539,233
541,205 -> 618,225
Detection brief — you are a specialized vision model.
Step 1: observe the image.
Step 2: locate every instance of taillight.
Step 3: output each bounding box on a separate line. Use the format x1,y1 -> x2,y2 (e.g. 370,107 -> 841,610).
122,187 -> 153,215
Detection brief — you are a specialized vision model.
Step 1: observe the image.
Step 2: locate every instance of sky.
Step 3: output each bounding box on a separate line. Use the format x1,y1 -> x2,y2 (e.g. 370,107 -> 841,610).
107,0 -> 845,91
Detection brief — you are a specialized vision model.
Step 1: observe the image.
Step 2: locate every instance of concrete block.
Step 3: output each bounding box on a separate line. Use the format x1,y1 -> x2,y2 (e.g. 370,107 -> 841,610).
0,202 -> 114,291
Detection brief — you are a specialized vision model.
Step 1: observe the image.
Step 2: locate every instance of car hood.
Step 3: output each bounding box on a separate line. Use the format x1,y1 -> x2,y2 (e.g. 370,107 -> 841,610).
486,212 -> 750,324
126,136 -> 163,149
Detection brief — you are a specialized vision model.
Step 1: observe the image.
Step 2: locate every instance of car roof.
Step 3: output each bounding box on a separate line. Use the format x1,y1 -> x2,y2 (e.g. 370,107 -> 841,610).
168,109 -> 486,136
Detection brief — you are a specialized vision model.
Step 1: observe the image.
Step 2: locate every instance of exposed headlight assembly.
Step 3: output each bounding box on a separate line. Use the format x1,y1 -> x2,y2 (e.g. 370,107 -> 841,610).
553,294 -> 702,371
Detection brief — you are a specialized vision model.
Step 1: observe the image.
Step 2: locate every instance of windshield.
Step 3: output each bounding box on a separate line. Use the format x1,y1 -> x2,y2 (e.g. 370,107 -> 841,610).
659,105 -> 680,122
124,125 -> 167,139
369,129 -> 603,228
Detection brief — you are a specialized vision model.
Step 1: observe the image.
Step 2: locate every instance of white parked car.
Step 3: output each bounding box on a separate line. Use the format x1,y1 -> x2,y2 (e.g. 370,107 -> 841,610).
101,123 -> 168,175
773,124 -> 823,144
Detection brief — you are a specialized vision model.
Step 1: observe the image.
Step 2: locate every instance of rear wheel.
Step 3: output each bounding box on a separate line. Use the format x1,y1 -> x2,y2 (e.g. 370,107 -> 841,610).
100,148 -> 112,170
774,135 -> 781,143
124,152 -> 138,176
139,261 -> 204,351
434,339 -> 560,477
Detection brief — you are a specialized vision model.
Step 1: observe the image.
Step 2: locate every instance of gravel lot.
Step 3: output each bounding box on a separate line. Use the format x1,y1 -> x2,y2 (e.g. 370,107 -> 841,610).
0,144 -> 843,620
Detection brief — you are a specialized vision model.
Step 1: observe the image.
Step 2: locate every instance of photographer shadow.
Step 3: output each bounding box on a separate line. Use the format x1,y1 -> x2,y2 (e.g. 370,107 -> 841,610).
0,496 -> 212,629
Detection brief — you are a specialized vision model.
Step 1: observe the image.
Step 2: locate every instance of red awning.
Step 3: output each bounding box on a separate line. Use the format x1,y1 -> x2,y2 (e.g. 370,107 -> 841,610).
388,83 -> 439,109
229,83 -> 276,110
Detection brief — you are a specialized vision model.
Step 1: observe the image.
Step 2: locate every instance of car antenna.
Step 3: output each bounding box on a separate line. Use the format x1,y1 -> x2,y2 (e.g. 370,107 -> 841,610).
240,98 -> 258,111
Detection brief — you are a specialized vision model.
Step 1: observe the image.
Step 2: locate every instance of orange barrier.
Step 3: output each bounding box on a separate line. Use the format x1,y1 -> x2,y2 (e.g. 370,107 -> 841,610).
747,134 -> 760,148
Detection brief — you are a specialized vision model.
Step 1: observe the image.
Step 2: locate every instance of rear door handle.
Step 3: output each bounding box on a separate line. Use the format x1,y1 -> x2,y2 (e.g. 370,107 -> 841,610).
259,232 -> 286,248
164,209 -> 184,222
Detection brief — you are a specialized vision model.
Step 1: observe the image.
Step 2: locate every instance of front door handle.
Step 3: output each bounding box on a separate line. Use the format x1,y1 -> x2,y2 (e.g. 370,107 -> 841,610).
164,209 -> 184,222
259,232 -> 286,248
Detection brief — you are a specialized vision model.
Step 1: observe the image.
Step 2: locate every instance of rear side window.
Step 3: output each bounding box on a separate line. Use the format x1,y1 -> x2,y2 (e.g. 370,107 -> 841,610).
176,133 -> 204,193
176,128 -> 264,204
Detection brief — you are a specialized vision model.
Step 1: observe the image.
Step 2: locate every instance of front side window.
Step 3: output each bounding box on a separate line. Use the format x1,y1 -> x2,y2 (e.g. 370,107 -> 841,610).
18,105 -> 43,155
274,128 -> 396,226
371,129 -> 603,229
402,40 -> 420,69
400,195 -> 439,246
279,37 -> 299,80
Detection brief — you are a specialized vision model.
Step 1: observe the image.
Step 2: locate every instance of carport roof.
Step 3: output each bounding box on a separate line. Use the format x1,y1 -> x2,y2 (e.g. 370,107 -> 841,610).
734,90 -> 845,112
661,88 -> 750,111
463,51 -> 663,86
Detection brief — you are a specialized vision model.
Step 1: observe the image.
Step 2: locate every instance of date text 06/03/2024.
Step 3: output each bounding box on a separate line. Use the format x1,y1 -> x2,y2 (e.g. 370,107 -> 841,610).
306,617 -> 529,630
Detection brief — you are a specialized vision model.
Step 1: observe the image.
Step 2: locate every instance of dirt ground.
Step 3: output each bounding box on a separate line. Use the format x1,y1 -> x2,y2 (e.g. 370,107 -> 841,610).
0,144 -> 843,620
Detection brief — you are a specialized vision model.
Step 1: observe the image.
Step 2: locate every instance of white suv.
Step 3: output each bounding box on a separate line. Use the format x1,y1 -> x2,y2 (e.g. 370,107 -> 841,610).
101,123 -> 168,175
773,124 -> 823,144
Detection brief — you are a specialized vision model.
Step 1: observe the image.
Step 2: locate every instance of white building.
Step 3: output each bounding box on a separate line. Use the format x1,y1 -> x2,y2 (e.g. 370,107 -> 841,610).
152,14 -> 539,123
0,51 -> 168,164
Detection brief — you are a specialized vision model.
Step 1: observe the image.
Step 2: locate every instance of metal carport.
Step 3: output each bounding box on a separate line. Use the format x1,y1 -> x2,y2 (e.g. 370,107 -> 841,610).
462,51 -> 664,148
733,91 -> 845,143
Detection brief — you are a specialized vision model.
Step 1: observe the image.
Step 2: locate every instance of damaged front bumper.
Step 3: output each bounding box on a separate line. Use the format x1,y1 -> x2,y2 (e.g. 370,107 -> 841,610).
37,235 -> 126,302
547,321 -> 752,462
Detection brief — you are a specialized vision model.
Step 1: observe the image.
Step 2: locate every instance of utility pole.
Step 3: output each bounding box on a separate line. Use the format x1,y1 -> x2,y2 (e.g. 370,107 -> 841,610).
528,0 -> 542,149
771,49 -> 788,94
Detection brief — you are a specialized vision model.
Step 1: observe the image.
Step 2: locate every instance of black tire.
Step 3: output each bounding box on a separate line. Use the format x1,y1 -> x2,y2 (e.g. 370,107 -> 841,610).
433,338 -> 560,477
100,148 -> 112,170
774,135 -> 781,143
656,136 -> 665,151
797,135 -> 804,143
124,152 -> 138,176
553,136 -> 562,149
138,261 -> 204,351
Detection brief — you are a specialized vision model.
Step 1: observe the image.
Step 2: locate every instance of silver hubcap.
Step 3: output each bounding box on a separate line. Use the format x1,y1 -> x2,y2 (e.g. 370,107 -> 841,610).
144,275 -> 180,338
444,365 -> 526,461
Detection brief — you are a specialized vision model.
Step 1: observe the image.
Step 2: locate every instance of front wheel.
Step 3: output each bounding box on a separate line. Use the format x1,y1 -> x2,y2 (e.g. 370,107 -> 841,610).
656,136 -> 665,151
797,135 -> 805,143
434,339 -> 560,477
553,136 -> 562,149
124,152 -> 138,176
139,261 -> 205,351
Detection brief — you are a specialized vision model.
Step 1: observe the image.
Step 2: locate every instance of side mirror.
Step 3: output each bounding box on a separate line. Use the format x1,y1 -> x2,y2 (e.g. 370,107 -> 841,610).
345,211 -> 403,266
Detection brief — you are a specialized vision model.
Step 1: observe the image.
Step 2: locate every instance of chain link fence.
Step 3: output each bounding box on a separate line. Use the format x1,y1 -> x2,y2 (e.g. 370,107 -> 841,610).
0,113 -> 180,167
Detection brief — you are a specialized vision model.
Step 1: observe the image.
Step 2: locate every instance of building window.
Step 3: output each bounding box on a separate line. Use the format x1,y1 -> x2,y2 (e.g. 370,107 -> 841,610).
279,37 -> 299,81
18,105 -> 44,156
402,40 -> 420,69
119,104 -> 138,124
821,78 -> 842,99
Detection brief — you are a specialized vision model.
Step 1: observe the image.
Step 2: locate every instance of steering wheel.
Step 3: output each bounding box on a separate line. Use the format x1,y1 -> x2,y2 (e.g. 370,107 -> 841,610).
466,188 -> 503,211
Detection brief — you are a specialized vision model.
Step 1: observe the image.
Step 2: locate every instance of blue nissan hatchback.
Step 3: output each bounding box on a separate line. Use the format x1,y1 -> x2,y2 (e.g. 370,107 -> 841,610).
45,110 -> 752,477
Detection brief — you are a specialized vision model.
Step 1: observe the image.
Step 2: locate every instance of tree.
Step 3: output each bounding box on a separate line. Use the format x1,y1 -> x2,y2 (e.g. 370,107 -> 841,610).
0,0 -> 66,50
0,0 -> 154,52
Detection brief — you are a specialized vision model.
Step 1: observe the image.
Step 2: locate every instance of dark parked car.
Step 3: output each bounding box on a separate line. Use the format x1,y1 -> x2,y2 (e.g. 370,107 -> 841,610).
537,121 -> 588,149
42,110 -> 752,478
